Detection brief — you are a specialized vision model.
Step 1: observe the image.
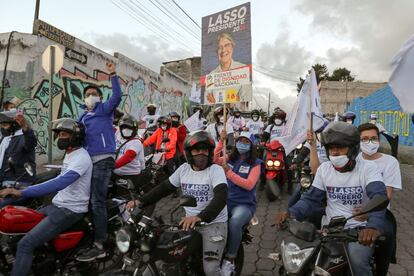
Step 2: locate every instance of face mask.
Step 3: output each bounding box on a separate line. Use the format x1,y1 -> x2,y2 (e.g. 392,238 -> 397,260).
161,125 -> 167,131
370,119 -> 376,124
171,121 -> 179,128
121,128 -> 133,138
346,119 -> 353,125
274,119 -> 282,125
329,155 -> 349,168
236,142 -> 251,154
252,116 -> 259,121
219,116 -> 224,124
1,128 -> 11,137
57,138 -> 71,150
360,141 -> 379,156
148,109 -> 156,115
85,95 -> 101,109
192,154 -> 209,170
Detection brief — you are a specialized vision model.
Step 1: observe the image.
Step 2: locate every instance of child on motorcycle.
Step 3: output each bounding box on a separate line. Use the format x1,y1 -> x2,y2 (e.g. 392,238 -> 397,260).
214,130 -> 262,276
127,130 -> 228,276
0,119 -> 92,276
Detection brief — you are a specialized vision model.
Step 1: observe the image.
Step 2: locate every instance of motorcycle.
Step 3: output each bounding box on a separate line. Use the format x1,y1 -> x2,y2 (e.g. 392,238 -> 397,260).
263,140 -> 287,201
104,195 -> 252,276
0,197 -> 123,275
278,196 -> 389,276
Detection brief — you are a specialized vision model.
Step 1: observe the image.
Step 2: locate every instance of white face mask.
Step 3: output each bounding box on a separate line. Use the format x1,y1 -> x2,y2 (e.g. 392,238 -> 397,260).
85,95 -> 101,109
252,116 -> 259,121
330,155 -> 349,168
346,119 -> 353,125
219,116 -> 224,123
121,128 -> 133,137
161,125 -> 167,131
370,119 -> 376,124
274,119 -> 282,125
360,141 -> 379,156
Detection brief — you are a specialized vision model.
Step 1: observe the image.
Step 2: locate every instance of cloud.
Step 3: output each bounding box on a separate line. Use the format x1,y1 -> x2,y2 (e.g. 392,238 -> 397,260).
86,32 -> 192,72
295,0 -> 414,81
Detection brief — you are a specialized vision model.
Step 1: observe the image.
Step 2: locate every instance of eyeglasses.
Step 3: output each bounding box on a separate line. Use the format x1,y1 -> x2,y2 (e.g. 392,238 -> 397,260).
361,137 -> 379,144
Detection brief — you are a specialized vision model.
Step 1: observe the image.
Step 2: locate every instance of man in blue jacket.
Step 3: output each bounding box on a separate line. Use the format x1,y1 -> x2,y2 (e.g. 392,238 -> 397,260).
76,62 -> 122,261
276,122 -> 388,276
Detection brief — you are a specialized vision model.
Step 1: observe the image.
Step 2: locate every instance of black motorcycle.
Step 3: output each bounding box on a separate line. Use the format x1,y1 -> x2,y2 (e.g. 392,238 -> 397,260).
104,195 -> 251,276
278,196 -> 389,276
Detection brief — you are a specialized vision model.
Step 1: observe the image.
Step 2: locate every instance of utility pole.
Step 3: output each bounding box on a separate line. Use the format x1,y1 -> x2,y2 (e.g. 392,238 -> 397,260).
343,76 -> 348,112
34,0 -> 40,20
267,91 -> 271,115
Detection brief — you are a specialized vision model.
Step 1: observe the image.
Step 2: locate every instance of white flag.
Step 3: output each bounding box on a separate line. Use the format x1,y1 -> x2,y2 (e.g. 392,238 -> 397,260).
389,33 -> 414,113
279,68 -> 324,155
184,111 -> 201,132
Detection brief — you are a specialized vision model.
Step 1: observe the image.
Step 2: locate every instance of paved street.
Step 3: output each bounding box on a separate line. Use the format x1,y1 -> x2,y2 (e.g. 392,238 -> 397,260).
153,164 -> 414,276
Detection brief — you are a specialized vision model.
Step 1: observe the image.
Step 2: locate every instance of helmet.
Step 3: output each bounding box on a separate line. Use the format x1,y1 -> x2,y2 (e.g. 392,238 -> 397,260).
341,111 -> 356,123
0,110 -> 21,135
320,121 -> 360,170
213,106 -> 229,122
183,130 -> 215,167
119,114 -> 138,129
157,116 -> 171,129
52,118 -> 85,147
274,108 -> 287,121
251,109 -> 260,117
233,108 -> 241,116
169,112 -> 180,120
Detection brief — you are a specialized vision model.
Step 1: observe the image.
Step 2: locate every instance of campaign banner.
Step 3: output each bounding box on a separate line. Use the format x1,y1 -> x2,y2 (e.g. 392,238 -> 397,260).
201,2 -> 252,104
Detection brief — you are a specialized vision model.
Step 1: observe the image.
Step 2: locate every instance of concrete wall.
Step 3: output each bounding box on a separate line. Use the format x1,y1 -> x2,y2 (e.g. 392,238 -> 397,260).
348,85 -> 414,147
0,32 -> 192,163
319,80 -> 386,115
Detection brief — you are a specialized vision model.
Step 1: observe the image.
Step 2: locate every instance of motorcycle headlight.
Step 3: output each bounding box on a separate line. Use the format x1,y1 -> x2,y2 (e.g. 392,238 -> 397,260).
274,160 -> 281,167
116,228 -> 132,253
300,177 -> 311,188
281,241 -> 314,274
266,160 -> 274,167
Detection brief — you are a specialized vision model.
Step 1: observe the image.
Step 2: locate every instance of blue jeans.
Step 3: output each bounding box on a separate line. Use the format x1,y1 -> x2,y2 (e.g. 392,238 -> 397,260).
347,242 -> 374,276
226,205 -> 253,258
91,157 -> 114,242
11,205 -> 84,276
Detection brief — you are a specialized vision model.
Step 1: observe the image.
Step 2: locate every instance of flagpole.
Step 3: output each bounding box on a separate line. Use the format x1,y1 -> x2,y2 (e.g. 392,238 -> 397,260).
309,69 -> 314,131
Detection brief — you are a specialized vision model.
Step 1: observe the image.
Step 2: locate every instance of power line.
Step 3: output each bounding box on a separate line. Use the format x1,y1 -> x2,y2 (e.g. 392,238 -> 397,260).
111,0 -> 196,54
149,0 -> 201,41
254,67 -> 298,83
170,0 -> 201,29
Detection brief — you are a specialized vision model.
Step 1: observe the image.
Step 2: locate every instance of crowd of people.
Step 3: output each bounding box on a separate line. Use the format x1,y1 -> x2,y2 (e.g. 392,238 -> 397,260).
0,62 -> 404,276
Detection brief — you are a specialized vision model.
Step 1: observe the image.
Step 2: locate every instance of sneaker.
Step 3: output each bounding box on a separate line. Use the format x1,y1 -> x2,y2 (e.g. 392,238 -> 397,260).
221,259 -> 235,276
76,243 -> 106,262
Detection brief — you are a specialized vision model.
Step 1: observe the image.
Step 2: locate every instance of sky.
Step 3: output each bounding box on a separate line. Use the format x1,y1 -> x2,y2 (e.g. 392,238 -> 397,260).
1,0 -> 414,111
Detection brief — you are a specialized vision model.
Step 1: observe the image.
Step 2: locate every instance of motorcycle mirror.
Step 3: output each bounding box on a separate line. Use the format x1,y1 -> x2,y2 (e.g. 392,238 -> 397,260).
179,195 -> 197,207
347,195 -> 389,221
23,163 -> 34,176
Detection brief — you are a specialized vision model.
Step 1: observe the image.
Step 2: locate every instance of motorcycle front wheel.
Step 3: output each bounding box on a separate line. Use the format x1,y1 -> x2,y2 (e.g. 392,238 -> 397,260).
265,178 -> 280,202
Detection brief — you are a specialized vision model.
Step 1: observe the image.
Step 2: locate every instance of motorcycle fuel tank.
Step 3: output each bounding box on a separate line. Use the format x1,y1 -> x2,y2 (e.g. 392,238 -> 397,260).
0,205 -> 45,234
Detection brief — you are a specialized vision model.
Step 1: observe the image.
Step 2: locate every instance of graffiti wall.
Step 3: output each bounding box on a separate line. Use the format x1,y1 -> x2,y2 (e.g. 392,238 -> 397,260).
0,32 -> 191,163
348,84 -> 414,147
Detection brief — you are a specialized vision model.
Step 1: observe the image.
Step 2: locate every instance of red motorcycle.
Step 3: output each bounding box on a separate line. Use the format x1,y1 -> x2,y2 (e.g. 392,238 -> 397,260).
0,204 -> 122,275
263,140 -> 287,201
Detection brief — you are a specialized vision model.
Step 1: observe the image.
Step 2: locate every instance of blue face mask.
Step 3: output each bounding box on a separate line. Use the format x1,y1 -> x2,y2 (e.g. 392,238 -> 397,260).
236,142 -> 251,154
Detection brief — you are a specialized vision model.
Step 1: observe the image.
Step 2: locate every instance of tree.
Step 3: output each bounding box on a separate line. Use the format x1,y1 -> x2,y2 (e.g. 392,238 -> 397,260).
296,65 -> 354,93
327,67 -> 355,81
297,63 -> 329,92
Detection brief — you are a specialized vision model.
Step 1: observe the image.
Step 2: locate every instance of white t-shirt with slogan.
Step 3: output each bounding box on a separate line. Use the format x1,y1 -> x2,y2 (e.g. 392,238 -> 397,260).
246,119 -> 264,135
169,163 -> 228,224
265,124 -> 285,141
312,159 -> 383,229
